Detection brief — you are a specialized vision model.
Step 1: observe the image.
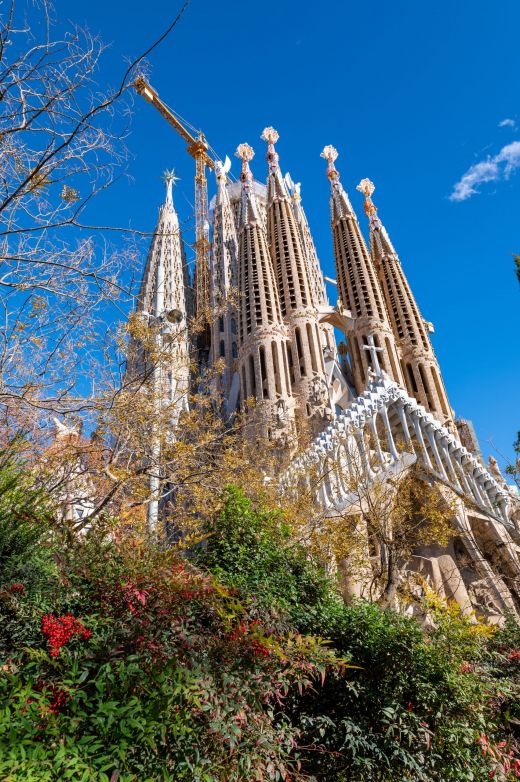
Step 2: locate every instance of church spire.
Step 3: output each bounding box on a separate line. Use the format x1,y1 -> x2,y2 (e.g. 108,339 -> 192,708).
321,146 -> 403,392
130,170 -> 191,421
137,170 -> 187,320
284,172 -> 338,363
263,128 -> 332,428
357,178 -> 454,427
234,142 -> 296,444
210,157 -> 239,399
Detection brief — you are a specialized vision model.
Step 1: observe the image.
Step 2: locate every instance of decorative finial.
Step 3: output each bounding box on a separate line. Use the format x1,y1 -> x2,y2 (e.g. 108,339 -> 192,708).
235,143 -> 254,182
162,169 -> 180,207
321,145 -> 340,182
261,127 -> 279,145
357,178 -> 378,217
357,177 -> 384,225
321,145 -> 338,163
357,178 -> 375,198
261,127 -> 280,171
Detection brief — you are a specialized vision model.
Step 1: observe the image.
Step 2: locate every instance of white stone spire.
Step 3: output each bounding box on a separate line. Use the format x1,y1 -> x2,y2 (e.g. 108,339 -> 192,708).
285,171 -> 329,309
263,129 -> 333,429
356,178 -> 397,258
234,141 -> 297,444
261,126 -> 290,201
210,156 -> 239,399
132,171 -> 191,418
235,143 -> 262,226
356,177 -> 454,427
137,170 -> 188,320
320,145 -> 355,220
321,145 -> 404,393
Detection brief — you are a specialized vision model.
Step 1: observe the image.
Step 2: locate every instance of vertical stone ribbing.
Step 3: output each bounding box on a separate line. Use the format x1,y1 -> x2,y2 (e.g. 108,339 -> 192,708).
284,174 -> 338,361
210,160 -> 239,397
235,143 -> 296,444
357,178 -> 454,429
263,128 -> 332,429
132,173 -> 190,422
321,146 -> 403,393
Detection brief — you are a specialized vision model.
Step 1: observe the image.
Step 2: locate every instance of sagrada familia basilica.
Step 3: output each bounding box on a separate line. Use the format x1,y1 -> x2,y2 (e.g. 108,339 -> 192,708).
97,127 -> 520,621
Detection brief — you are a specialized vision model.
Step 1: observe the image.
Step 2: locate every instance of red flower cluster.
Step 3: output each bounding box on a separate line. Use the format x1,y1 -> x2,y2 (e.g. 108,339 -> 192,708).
507,649 -> 520,663
41,614 -> 91,657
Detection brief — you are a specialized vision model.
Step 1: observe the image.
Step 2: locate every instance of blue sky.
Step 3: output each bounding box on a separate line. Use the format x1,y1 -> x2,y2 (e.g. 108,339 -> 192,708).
49,0 -> 519,467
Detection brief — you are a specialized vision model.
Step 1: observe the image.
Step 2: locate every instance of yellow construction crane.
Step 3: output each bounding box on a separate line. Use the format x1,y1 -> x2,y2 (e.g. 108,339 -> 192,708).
133,76 -> 213,356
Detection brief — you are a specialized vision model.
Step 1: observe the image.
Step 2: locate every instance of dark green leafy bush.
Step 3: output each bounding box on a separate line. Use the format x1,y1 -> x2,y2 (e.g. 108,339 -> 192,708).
1,469 -> 519,782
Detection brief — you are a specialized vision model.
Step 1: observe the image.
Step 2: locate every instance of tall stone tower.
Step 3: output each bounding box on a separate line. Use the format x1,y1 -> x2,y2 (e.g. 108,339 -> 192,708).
356,178 -> 454,430
321,145 -> 404,393
210,158 -> 239,402
284,173 -> 337,362
262,127 -> 332,428
235,142 -> 296,443
132,172 -> 191,424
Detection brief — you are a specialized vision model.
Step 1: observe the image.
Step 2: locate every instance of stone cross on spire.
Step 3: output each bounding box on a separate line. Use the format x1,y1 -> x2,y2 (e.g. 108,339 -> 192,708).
162,169 -> 180,209
362,335 -> 384,378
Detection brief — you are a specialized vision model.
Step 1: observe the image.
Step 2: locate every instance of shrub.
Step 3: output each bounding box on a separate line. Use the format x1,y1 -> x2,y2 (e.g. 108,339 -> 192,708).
0,475 -> 338,781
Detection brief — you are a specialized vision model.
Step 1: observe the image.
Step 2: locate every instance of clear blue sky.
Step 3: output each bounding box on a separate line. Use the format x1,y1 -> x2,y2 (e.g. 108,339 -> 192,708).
50,0 -> 520,467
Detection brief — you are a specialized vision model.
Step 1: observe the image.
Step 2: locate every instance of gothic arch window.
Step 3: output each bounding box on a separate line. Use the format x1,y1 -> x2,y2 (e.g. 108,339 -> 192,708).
406,363 -> 418,393
249,354 -> 257,398
241,366 -> 248,402
352,338 -> 364,383
219,340 -> 225,357
287,343 -> 296,385
281,343 -> 291,393
306,322 -> 318,374
418,363 -> 434,410
271,341 -> 282,396
431,365 -> 449,417
219,316 -> 224,332
385,337 -> 399,382
259,345 -> 268,399
231,341 -> 238,359
373,334 -> 387,372
295,327 -> 306,377
231,317 -> 237,335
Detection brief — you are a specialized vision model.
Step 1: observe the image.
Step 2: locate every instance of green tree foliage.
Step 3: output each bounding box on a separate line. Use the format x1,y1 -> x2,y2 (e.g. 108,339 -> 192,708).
0,448 -> 59,653
0,462 -> 337,782
194,486 -> 337,631
1,469 -> 520,781
199,489 -> 520,782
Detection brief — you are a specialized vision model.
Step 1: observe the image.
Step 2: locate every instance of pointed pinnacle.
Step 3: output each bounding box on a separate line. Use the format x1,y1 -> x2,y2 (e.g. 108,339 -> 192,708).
235,143 -> 254,182
261,127 -> 279,145
357,178 -> 375,198
357,178 -> 378,217
321,145 -> 340,183
320,145 -> 338,164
